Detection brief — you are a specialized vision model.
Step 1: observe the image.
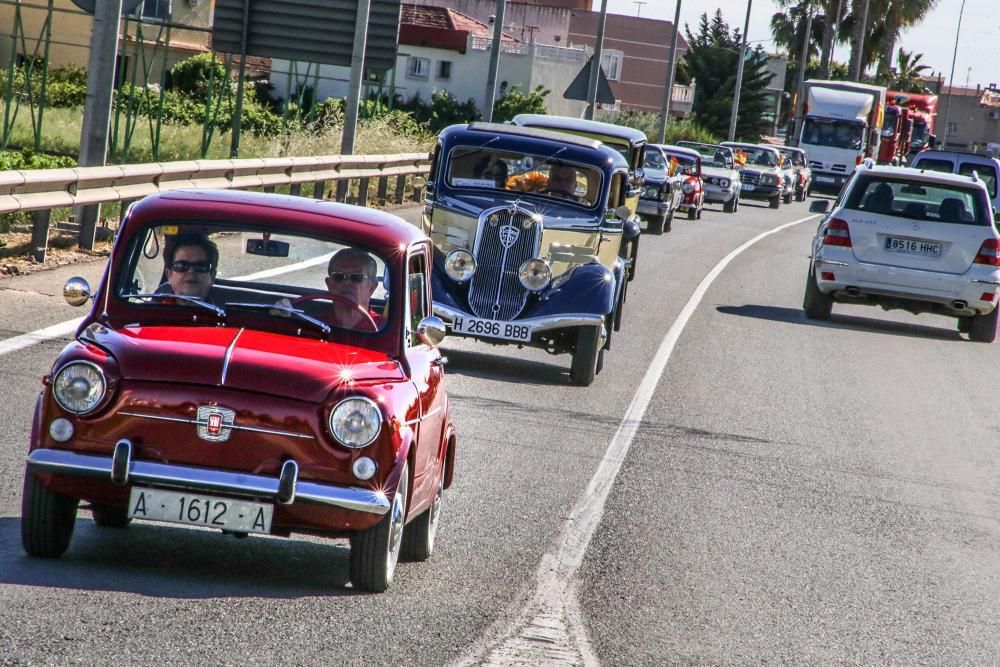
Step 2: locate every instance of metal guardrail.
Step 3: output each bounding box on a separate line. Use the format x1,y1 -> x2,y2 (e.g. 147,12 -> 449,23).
0,152 -> 432,262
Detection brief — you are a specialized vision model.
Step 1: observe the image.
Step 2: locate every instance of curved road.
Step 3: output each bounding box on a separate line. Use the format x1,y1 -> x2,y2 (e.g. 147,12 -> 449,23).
1,196 -> 998,664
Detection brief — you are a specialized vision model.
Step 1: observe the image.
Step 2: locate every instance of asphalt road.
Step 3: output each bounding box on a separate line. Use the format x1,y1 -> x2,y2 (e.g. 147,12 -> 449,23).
1,196 -> 998,665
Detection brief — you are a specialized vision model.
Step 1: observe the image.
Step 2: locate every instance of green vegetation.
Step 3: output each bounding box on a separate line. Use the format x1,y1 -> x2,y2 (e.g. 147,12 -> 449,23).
595,110 -> 719,144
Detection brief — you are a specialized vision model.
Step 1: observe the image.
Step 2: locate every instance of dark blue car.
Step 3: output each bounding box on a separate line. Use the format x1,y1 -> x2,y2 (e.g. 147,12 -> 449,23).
420,122 -> 634,385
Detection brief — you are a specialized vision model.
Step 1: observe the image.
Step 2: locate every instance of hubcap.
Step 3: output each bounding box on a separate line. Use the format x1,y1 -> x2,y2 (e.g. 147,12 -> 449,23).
385,474 -> 407,580
427,477 -> 443,550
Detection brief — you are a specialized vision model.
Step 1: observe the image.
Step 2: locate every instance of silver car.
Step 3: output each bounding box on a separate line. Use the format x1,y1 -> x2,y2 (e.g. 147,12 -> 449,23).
677,141 -> 742,213
804,163 -> 1000,342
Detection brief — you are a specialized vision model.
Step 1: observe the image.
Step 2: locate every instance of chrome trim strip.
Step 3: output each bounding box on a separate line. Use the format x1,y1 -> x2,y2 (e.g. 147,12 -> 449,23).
26,448 -> 389,515
971,279 -> 1000,286
402,405 -> 442,427
220,328 -> 245,385
815,259 -> 850,267
433,303 -> 604,333
117,411 -> 314,440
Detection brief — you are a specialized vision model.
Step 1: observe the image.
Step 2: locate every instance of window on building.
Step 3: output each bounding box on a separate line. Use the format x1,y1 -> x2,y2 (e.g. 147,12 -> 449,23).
407,57 -> 430,80
133,0 -> 171,22
601,52 -> 622,81
946,121 -> 959,137
438,61 -> 452,80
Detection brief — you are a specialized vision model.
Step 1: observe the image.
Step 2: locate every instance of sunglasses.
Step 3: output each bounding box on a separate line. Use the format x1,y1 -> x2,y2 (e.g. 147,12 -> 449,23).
169,260 -> 213,274
329,271 -> 371,285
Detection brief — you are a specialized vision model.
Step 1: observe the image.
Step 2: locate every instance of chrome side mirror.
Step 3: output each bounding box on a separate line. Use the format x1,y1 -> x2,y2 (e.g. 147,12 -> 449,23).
63,277 -> 92,307
614,205 -> 631,220
415,315 -> 447,347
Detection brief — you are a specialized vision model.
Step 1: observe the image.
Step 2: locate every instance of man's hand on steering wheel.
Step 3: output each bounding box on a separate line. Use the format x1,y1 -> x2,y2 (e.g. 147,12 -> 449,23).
290,293 -> 379,332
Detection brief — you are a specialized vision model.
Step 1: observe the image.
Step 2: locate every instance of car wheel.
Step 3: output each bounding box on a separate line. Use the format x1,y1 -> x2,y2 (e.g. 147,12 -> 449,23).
696,206 -> 703,220
350,462 -> 408,592
570,326 -> 602,386
687,207 -> 697,220
21,469 -> 78,558
613,278 -> 627,332
784,193 -> 793,205
802,267 -> 833,321
92,504 -> 131,528
968,308 -> 999,343
400,471 -> 442,562
664,209 -> 673,233
723,197 -> 736,213
797,188 -> 807,202
648,213 -> 665,236
769,196 -> 781,209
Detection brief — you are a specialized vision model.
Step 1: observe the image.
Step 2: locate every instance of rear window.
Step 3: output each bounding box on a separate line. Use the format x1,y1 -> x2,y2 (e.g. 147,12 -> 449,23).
915,158 -> 954,173
844,175 -> 991,226
958,162 -> 997,198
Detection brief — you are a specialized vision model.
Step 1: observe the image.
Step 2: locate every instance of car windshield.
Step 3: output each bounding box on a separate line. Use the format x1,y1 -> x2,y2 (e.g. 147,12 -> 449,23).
643,149 -> 667,170
802,119 -> 865,150
844,175 -> 991,226
679,143 -> 733,168
881,107 -> 899,135
664,154 -> 698,175
779,150 -> 805,167
910,121 -> 929,146
446,147 -> 602,207
958,162 -> 998,198
116,223 -> 391,334
731,146 -> 778,167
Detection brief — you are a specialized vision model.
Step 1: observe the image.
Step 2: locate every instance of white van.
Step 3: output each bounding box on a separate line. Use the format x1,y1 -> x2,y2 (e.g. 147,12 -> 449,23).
910,150 -> 1000,212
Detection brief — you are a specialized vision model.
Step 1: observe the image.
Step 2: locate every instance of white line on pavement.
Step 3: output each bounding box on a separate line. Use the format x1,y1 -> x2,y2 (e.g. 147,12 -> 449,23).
473,214 -> 819,666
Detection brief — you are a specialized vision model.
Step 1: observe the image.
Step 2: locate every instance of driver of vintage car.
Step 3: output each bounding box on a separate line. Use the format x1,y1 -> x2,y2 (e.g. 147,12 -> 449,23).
546,163 -> 579,199
276,247 -> 383,331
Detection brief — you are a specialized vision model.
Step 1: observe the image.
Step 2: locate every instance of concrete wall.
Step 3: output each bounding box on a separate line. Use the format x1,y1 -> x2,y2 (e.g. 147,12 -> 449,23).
939,87 -> 1000,151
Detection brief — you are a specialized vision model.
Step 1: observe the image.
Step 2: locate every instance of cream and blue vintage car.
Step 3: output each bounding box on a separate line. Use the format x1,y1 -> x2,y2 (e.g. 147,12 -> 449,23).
420,122 -> 634,386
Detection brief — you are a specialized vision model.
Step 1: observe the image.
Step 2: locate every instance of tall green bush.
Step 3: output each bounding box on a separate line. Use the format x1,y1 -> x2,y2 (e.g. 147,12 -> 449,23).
596,109 -> 719,145
492,85 -> 549,123
169,52 -> 227,99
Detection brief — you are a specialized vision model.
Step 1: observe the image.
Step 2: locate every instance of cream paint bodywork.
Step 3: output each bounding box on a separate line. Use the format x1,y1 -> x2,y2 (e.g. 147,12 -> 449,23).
424,207 -> 620,279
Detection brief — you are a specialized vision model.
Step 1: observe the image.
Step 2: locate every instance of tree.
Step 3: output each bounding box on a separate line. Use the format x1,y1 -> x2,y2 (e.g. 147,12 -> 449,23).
683,10 -> 775,141
492,85 -> 549,123
876,48 -> 933,92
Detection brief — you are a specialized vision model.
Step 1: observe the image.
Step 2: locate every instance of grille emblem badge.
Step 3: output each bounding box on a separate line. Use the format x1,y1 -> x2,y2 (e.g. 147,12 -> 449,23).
499,224 -> 520,249
197,405 -> 236,442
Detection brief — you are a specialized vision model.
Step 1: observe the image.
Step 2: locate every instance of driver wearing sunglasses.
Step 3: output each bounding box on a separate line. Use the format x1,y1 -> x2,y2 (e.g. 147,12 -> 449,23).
159,233 -> 218,301
322,248 -> 383,330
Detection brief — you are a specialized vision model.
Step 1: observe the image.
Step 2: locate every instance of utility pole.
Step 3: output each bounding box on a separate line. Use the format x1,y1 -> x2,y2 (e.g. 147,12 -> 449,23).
336,0 -> 372,201
793,8 -> 814,144
657,0 -> 682,143
633,1 -> 646,17
483,0 -> 507,122
585,0 -> 609,121
941,0 -> 968,150
728,0 -> 752,141
848,0 -> 870,81
76,0 -> 124,251
820,0 -> 843,78
229,0 -> 250,159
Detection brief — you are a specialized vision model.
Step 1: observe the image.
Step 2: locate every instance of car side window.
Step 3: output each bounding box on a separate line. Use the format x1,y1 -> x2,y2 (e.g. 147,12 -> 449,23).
407,253 -> 429,347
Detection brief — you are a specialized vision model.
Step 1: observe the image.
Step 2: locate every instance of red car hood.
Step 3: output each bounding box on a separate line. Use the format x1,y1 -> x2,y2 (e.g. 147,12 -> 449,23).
81,324 -> 405,403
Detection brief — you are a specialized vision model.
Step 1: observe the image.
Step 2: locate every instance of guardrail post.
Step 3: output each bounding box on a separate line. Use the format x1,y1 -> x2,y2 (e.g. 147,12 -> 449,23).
30,209 -> 51,264
263,185 -> 275,193
412,179 -> 423,202
377,176 -> 388,203
335,179 -> 349,202
313,180 -> 326,200
358,177 -> 370,206
289,183 -> 301,197
394,175 -> 406,204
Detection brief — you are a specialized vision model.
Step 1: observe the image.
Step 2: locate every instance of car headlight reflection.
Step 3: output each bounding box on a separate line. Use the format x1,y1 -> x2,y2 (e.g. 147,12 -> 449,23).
518,258 -> 552,292
329,397 -> 382,449
444,249 -> 476,282
682,182 -> 694,194
719,178 -> 730,188
52,362 -> 107,415
643,186 -> 658,199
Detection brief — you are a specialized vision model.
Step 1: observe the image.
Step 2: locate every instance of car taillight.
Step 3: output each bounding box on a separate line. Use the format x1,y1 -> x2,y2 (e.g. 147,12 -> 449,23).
974,238 -> 1000,266
823,218 -> 852,247
855,155 -> 863,165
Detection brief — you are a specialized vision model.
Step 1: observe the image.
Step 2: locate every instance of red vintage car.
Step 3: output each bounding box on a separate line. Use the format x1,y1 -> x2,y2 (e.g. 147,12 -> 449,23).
20,189 -> 456,592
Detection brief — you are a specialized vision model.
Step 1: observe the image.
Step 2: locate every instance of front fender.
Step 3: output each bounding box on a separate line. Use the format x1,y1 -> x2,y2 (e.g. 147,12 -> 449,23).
525,263 -> 617,318
623,217 -> 641,240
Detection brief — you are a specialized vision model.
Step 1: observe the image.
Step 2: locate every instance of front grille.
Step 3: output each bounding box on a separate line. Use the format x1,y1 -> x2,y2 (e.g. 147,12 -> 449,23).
809,161 -> 823,170
832,164 -> 848,172
468,207 -> 541,320
742,171 -> 761,185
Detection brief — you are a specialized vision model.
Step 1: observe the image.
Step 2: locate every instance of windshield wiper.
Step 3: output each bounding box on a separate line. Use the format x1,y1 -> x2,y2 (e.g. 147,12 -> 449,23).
127,293 -> 226,317
224,302 -> 331,335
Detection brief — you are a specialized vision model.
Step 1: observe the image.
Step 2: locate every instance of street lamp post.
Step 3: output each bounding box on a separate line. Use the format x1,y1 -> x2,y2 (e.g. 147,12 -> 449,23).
657,0 -> 682,143
941,0 -> 968,149
728,0 -> 753,141
585,0 -> 609,120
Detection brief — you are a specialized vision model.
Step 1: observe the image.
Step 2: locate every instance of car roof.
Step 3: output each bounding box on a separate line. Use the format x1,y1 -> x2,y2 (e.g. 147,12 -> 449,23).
722,141 -> 779,153
466,121 -> 602,149
776,145 -> 805,154
858,164 -> 992,189
911,150 -> 1000,165
127,190 -> 428,257
510,114 -> 647,144
439,123 -> 629,170
653,143 -> 701,159
678,141 -> 732,151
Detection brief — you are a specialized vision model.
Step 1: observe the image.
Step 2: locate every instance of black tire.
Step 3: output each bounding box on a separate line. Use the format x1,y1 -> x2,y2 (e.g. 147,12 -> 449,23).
92,504 -> 131,528
696,205 -> 703,220
613,277 -> 627,332
664,209 -> 673,233
400,472 -> 443,562
647,213 -> 665,236
802,267 -> 833,321
350,463 -> 409,592
796,188 -> 807,202
968,308 -> 999,343
783,192 -> 793,205
21,470 -> 78,558
723,197 -> 736,213
687,207 -> 697,220
627,237 -> 638,281
570,326 -> 602,386
769,196 -> 781,209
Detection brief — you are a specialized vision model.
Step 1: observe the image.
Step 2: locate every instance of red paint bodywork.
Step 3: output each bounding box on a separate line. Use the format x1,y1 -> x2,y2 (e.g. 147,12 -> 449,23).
29,190 -> 455,538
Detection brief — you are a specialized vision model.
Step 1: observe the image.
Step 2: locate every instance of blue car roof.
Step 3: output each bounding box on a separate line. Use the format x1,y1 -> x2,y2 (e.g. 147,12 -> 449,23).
510,114 -> 648,145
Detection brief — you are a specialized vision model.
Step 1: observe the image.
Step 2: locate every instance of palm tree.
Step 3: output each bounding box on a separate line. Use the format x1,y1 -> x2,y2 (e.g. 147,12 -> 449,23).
873,0 -> 939,77
887,48 -> 932,92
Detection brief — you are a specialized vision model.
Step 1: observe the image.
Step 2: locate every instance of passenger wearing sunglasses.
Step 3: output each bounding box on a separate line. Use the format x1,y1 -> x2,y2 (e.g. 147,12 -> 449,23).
159,233 -> 218,301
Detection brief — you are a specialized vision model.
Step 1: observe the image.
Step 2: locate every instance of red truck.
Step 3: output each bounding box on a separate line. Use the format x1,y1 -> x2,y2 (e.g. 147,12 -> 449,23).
877,102 -> 912,165
888,91 -> 939,160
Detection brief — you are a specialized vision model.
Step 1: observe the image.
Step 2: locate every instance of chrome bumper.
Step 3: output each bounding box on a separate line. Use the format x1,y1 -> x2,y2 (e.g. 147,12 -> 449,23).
433,303 -> 604,333
27,441 -> 390,516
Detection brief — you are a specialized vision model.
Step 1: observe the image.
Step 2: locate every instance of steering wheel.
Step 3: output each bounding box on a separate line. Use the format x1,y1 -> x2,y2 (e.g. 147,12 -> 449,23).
290,293 -> 379,332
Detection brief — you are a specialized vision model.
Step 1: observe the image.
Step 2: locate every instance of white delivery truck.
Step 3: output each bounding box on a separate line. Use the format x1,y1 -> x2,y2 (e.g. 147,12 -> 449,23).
797,80 -> 887,194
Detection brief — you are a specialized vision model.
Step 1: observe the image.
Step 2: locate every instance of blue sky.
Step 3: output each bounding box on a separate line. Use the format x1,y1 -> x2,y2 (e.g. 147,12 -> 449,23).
600,0 -> 998,90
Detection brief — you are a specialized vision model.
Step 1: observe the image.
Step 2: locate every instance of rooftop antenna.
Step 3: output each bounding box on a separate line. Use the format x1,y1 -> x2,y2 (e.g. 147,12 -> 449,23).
633,1 -> 646,16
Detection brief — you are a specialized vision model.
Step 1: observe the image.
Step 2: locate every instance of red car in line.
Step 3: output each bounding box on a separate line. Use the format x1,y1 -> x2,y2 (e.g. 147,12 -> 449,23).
658,144 -> 705,220
21,189 -> 456,592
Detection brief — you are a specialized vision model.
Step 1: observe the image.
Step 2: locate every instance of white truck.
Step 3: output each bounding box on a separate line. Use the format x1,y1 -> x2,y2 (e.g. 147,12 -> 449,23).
797,80 -> 887,195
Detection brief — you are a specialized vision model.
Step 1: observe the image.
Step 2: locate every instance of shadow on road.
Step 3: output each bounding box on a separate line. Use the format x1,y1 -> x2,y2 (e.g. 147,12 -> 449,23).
716,304 -> 964,341
0,516 -> 362,598
440,347 -> 571,386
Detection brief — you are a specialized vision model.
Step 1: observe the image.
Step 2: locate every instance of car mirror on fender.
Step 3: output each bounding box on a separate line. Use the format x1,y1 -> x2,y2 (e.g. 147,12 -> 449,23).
809,200 -> 830,215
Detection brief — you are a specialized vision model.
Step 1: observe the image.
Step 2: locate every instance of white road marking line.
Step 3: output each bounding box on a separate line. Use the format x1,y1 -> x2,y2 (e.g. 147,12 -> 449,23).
472,214 -> 818,666
0,252 -> 337,358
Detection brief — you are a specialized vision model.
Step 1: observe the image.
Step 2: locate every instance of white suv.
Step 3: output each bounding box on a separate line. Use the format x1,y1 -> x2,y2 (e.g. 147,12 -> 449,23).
803,163 -> 1000,342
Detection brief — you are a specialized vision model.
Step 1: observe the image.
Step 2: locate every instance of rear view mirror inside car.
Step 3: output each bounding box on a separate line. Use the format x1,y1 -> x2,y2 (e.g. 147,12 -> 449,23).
246,238 -> 290,257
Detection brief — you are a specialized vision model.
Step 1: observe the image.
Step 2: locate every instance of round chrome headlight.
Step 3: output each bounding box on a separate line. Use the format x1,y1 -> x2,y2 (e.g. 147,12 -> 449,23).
444,249 -> 476,282
643,186 -> 658,198
329,397 -> 382,449
719,178 -> 730,188
518,258 -> 552,292
682,182 -> 694,194
52,362 -> 106,415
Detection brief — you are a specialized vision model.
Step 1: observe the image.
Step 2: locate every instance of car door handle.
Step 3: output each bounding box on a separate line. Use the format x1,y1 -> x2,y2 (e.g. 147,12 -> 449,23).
432,356 -> 448,367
